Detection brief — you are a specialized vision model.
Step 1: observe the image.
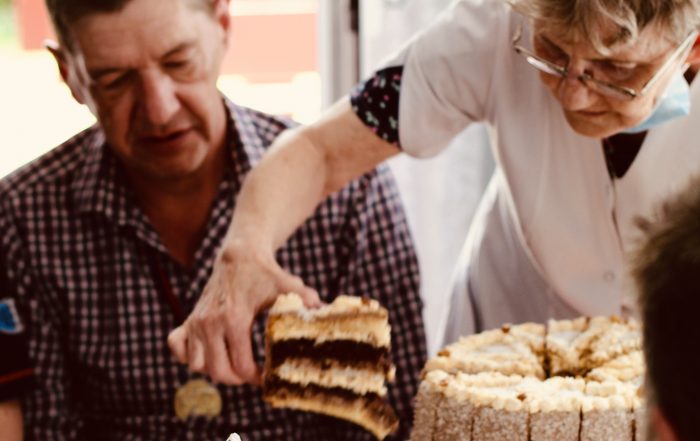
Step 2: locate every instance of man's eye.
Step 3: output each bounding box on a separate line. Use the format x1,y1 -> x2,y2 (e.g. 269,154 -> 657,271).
165,59 -> 193,71
100,73 -> 130,90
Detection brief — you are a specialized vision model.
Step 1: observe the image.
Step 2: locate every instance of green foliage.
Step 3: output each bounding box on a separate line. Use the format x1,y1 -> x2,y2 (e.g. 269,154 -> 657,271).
0,0 -> 17,47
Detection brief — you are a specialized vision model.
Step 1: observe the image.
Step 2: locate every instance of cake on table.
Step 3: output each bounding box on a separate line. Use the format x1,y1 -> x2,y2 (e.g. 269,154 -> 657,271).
263,293 -> 398,440
411,316 -> 646,441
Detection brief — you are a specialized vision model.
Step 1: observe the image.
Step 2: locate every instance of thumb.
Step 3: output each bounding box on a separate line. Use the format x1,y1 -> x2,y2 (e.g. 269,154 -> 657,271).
272,266 -> 321,308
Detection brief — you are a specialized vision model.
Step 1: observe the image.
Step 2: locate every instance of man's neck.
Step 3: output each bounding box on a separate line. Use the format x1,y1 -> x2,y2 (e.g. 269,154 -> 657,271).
127,147 -> 228,269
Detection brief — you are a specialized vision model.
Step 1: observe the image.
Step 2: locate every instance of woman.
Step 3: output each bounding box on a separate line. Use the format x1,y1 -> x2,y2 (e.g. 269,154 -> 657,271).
169,0 -> 700,384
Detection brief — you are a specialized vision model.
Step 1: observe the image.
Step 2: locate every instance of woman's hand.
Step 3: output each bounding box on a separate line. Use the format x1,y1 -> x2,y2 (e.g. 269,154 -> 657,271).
167,239 -> 320,385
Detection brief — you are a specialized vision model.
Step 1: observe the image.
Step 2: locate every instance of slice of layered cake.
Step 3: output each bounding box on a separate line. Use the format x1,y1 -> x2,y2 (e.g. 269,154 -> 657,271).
263,293 -> 398,440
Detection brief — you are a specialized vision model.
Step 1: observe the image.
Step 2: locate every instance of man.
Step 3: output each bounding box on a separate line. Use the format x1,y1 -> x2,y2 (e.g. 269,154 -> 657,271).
168,0 -> 700,388
0,0 -> 426,438
633,176 -> 700,441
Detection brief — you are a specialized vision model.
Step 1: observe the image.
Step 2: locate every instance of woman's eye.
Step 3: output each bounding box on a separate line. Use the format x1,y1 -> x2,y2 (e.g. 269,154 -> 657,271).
535,37 -> 568,65
597,62 -> 637,81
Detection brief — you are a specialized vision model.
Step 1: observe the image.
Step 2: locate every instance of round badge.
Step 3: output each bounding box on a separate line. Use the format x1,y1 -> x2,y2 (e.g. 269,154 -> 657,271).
174,379 -> 223,420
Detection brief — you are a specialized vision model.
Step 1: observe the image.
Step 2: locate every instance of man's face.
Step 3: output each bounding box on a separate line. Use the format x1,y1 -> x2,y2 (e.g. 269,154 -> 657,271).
533,24 -> 685,138
59,0 -> 229,182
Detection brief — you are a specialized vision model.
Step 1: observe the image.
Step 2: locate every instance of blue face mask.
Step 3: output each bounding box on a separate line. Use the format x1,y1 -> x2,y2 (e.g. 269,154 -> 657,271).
622,69 -> 691,134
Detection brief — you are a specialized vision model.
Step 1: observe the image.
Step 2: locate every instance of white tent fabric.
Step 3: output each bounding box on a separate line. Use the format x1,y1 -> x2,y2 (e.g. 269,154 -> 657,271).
360,0 -> 494,355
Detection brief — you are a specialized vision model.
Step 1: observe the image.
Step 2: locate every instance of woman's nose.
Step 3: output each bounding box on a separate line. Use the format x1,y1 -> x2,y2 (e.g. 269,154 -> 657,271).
557,60 -> 595,110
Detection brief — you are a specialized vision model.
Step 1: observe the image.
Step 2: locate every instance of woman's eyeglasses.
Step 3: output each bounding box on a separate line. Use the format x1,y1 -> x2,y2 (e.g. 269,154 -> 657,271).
512,25 -> 697,101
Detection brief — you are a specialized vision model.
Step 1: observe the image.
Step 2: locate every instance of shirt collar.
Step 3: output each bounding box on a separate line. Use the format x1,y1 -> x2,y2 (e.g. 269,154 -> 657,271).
71,96 -> 273,243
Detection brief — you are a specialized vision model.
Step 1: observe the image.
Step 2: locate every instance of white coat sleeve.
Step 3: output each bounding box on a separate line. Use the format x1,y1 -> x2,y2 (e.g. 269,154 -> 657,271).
386,0 -> 510,158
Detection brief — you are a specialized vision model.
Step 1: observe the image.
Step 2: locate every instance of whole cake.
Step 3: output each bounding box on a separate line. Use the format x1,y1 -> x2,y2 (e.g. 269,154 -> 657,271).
263,293 -> 398,439
411,316 -> 647,441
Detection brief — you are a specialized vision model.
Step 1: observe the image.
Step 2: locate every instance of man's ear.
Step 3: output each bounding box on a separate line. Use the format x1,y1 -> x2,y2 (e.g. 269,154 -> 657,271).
44,38 -> 86,105
652,406 -> 679,441
212,0 -> 231,45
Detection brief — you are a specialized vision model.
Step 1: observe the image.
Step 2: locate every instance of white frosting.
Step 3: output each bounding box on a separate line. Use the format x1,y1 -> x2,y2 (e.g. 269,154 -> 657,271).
271,293 -> 385,317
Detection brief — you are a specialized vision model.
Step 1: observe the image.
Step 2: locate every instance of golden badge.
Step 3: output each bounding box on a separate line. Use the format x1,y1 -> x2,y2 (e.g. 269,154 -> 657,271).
174,379 -> 223,420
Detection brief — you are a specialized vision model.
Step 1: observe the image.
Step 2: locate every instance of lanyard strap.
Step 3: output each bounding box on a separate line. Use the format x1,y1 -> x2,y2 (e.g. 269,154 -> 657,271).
147,251 -> 186,325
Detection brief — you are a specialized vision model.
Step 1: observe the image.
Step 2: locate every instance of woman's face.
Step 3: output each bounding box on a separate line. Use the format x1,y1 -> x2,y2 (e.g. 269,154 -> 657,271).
533,24 -> 685,138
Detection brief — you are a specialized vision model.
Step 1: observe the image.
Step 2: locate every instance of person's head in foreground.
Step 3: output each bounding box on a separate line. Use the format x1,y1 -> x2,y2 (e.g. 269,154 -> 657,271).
633,176 -> 700,441
510,0 -> 700,138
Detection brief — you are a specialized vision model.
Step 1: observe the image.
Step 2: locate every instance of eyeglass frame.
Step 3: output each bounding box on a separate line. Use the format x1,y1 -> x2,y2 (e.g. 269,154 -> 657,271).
512,24 -> 698,101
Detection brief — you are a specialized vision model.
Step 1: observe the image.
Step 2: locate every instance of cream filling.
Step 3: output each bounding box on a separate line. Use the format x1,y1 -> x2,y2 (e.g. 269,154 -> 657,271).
268,314 -> 391,347
273,358 -> 388,396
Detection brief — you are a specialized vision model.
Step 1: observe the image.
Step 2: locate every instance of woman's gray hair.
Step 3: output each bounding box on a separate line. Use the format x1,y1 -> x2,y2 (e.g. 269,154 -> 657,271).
509,0 -> 700,53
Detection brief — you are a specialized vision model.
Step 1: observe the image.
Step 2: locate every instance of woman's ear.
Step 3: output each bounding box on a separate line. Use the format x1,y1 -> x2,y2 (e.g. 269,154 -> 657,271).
686,35 -> 700,66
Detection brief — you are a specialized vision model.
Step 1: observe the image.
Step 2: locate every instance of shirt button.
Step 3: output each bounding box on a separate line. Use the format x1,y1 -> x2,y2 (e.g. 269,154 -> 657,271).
603,271 -> 615,282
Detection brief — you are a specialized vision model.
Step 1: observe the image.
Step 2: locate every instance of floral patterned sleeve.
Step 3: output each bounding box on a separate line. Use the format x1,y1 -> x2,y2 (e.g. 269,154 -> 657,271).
350,66 -> 404,147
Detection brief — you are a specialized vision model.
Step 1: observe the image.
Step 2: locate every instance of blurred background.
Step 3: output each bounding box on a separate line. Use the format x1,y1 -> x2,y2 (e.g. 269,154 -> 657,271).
0,0 -> 493,355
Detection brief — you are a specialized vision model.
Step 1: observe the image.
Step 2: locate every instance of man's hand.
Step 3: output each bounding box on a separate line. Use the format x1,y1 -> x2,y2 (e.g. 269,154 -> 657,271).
167,241 -> 320,385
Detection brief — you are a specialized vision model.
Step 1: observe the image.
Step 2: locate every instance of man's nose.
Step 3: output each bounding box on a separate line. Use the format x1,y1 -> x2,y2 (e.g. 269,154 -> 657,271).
137,70 -> 179,126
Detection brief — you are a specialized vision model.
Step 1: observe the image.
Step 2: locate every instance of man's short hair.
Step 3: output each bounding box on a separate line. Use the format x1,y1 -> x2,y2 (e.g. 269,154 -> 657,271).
44,0 -> 214,51
633,177 -> 700,441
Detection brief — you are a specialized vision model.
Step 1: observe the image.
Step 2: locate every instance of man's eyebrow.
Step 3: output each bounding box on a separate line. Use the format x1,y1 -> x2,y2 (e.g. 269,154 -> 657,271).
87,42 -> 198,79
162,41 -> 197,58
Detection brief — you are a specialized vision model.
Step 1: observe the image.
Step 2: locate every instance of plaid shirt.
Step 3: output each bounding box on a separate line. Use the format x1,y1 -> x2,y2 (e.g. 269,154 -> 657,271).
0,98 -> 427,440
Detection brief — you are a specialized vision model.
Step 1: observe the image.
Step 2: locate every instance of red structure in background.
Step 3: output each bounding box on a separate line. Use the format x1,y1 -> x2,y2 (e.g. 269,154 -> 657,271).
12,0 -> 317,83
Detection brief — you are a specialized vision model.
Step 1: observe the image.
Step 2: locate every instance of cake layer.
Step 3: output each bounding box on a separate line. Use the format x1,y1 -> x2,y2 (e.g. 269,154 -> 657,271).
268,293 -> 391,347
268,313 -> 391,347
264,377 -> 398,440
267,338 -> 392,372
272,358 -> 389,395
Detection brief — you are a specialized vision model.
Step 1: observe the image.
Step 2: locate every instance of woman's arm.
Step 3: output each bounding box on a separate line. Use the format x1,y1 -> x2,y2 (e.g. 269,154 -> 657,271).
168,98 -> 400,384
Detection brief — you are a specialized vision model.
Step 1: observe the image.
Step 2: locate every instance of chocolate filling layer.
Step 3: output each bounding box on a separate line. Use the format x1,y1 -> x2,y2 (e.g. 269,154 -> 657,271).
269,339 -> 392,373
264,376 -> 398,425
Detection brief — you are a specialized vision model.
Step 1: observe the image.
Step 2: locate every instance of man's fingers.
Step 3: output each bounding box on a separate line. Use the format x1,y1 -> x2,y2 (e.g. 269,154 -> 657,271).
167,326 -> 188,364
226,320 -> 260,384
